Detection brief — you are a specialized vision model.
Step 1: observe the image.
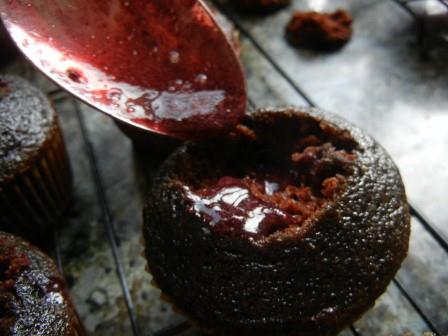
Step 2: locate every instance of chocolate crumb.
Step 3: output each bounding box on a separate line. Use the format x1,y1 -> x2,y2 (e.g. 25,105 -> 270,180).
285,10 -> 353,51
236,124 -> 257,140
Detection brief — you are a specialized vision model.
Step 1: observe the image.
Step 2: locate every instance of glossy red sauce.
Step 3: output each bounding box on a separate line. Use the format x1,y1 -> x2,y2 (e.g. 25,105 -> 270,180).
184,176 -> 300,239
183,141 -> 355,240
0,0 -> 246,140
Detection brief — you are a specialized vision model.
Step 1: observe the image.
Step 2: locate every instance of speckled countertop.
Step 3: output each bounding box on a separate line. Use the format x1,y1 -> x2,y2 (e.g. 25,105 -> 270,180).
2,0 -> 448,335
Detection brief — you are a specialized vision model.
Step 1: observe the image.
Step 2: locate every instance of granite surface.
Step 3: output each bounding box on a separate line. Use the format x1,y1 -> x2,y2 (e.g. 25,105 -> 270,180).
1,0 -> 448,335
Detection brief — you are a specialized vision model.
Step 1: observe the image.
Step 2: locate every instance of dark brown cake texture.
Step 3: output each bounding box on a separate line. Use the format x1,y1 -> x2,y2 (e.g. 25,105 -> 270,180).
0,231 -> 85,335
0,75 -> 72,241
286,10 -> 353,51
230,0 -> 291,13
143,107 -> 410,335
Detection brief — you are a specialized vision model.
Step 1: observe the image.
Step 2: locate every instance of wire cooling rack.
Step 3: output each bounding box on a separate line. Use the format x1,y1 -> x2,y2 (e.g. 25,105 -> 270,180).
393,0 -> 448,58
29,0 -> 448,335
393,0 -> 448,14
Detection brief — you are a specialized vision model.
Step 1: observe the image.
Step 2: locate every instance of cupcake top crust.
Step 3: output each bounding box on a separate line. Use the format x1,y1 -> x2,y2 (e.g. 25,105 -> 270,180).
0,232 -> 78,336
0,75 -> 56,182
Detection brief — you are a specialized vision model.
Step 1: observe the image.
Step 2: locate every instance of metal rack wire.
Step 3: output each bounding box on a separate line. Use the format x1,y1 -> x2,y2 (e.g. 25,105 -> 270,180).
393,0 -> 448,58
393,0 -> 448,23
44,1 -> 448,335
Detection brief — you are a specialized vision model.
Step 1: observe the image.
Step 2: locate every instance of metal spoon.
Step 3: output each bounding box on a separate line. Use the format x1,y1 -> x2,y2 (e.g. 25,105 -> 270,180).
0,0 -> 247,140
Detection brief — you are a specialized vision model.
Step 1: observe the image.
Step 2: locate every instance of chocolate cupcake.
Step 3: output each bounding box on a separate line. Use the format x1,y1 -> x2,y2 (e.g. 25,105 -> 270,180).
143,107 -> 410,335
0,231 -> 85,335
0,75 -> 72,241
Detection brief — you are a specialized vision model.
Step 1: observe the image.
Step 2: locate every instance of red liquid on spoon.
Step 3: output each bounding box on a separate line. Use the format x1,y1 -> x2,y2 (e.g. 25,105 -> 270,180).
0,0 -> 246,140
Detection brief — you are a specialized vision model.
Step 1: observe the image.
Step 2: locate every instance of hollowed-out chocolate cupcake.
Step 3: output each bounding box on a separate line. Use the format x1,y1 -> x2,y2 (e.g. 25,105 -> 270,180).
0,231 -> 85,335
143,107 -> 410,335
0,75 -> 72,241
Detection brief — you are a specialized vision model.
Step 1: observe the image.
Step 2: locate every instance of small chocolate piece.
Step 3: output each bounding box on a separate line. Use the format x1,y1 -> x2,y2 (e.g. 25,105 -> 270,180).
286,10 -> 353,51
143,107 -> 410,335
0,231 -> 85,335
230,0 -> 291,13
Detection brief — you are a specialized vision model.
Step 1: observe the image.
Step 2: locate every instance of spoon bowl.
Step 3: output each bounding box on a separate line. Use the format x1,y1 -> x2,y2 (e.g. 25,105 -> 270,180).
0,0 -> 247,140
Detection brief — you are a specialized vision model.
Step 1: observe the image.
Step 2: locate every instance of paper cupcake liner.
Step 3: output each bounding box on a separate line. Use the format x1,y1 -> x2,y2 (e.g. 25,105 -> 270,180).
0,119 -> 72,240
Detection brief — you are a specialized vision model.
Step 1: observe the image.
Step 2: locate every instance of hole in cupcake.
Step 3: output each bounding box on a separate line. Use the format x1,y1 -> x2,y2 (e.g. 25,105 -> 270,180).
182,112 -> 357,241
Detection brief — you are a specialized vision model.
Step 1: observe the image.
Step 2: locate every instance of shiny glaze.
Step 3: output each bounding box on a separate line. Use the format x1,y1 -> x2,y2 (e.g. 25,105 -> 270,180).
0,0 -> 246,140
183,139 -> 356,240
184,176 -> 299,239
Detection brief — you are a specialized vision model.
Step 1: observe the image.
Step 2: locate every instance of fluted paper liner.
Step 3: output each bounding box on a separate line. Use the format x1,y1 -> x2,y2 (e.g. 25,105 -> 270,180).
0,117 -> 72,240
